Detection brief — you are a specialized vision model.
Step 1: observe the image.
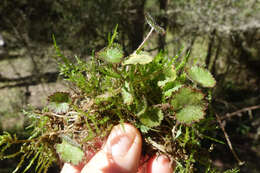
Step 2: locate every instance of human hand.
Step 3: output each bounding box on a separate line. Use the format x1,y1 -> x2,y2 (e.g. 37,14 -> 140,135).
61,123 -> 174,173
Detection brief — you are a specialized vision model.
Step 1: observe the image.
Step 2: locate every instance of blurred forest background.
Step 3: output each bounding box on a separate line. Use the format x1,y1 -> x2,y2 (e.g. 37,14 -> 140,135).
0,0 -> 259,172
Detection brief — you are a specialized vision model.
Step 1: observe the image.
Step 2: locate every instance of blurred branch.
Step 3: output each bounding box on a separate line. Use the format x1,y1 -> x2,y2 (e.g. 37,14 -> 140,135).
220,105 -> 260,121
215,113 -> 245,166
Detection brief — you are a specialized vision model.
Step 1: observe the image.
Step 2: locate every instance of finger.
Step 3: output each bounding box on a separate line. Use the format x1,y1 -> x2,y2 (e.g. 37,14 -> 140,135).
60,163 -> 81,173
81,123 -> 142,173
147,155 -> 174,173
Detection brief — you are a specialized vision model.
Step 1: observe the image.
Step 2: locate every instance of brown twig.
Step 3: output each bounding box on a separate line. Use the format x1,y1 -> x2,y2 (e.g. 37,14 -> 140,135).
220,105 -> 260,121
134,27 -> 154,54
215,113 -> 245,166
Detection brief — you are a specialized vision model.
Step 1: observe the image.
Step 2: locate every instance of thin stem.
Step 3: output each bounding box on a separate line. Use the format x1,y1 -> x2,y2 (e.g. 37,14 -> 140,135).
215,113 -> 245,166
220,105 -> 260,120
134,27 -> 154,54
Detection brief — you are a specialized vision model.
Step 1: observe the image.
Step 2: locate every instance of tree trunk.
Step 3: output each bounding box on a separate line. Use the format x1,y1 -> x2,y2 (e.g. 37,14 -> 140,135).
205,29 -> 216,69
129,0 -> 146,51
158,0 -> 168,50
211,37 -> 222,77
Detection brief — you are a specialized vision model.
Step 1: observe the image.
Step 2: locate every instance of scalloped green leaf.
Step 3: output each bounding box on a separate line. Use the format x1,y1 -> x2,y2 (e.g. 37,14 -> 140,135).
158,78 -> 172,88
56,139 -> 84,165
48,92 -> 70,114
123,52 -> 153,65
176,105 -> 205,124
164,84 -> 183,98
48,102 -> 69,114
139,124 -> 150,133
171,87 -> 204,111
97,43 -> 123,63
121,82 -> 133,105
145,12 -> 165,34
186,66 -> 216,88
139,108 -> 163,127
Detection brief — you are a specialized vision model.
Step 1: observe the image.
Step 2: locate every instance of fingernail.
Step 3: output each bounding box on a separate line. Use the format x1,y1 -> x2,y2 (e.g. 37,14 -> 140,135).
104,124 -> 142,172
111,135 -> 133,157
157,155 -> 170,165
148,155 -> 173,173
106,124 -> 136,158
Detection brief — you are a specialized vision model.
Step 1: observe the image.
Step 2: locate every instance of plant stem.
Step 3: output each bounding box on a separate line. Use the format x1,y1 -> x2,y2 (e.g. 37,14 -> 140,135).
215,113 -> 245,166
134,27 -> 154,54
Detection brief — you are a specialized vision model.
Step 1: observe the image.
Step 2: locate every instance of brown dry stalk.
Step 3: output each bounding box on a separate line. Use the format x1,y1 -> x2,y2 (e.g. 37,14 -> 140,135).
220,105 -> 260,120
215,113 -> 245,166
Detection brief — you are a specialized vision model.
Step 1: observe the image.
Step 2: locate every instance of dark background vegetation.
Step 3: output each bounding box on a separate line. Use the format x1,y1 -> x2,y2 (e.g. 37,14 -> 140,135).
0,0 -> 259,172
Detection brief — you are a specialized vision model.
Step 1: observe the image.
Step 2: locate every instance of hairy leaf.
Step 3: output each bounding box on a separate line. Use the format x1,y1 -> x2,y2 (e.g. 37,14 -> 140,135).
48,92 -> 70,114
48,102 -> 69,114
123,51 -> 153,65
139,108 -> 163,127
164,84 -> 183,98
56,139 -> 84,165
139,124 -> 150,134
145,12 -> 165,34
97,43 -> 123,63
176,105 -> 205,124
122,82 -> 133,105
171,87 -> 204,111
186,66 -> 216,88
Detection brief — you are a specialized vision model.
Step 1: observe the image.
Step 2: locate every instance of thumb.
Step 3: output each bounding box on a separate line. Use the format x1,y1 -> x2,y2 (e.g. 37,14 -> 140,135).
81,123 -> 142,173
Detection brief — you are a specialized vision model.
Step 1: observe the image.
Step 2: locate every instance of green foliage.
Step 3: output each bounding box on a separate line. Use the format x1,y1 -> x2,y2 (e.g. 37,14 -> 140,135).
139,107 -> 163,127
121,81 -> 133,105
144,12 -> 165,34
48,92 -> 70,103
123,51 -> 154,65
186,66 -> 216,88
170,87 -> 205,111
0,24 -> 221,172
175,105 -> 205,124
48,92 -> 70,114
223,168 -> 240,173
56,137 -> 84,165
0,110 -> 57,173
97,43 -> 124,63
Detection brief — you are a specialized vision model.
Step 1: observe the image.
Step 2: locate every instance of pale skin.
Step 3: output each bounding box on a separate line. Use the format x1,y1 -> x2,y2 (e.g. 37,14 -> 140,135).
61,123 -> 174,173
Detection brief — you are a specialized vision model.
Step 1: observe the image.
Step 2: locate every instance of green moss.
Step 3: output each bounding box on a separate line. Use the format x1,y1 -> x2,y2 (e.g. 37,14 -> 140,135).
0,23 -> 231,173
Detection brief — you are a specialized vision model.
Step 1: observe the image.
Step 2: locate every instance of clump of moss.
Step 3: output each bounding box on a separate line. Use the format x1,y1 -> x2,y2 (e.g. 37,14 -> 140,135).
0,14 -> 239,173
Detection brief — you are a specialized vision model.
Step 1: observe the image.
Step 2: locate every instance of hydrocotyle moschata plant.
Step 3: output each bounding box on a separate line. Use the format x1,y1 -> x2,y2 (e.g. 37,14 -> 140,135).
0,13 -> 239,173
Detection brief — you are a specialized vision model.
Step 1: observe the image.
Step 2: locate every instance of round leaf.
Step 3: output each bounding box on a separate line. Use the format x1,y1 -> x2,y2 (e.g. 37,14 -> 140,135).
123,52 -> 153,65
171,87 -> 204,111
186,66 -> 216,88
48,92 -> 70,114
56,139 -> 84,165
176,105 -> 205,124
139,108 -> 163,127
48,102 -> 69,114
98,44 -> 123,63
